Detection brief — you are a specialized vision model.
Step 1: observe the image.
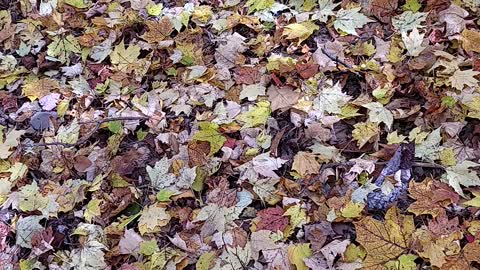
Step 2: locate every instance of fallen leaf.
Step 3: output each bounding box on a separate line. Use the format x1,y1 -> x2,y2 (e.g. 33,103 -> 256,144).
333,8 -> 374,36
355,207 -> 415,268
292,151 -> 321,177
442,161 -> 480,197
283,21 -> 319,45
267,85 -> 300,111
119,229 -> 143,255
401,28 -> 426,57
462,29 -> 480,53
352,122 -> 379,148
287,243 -> 312,270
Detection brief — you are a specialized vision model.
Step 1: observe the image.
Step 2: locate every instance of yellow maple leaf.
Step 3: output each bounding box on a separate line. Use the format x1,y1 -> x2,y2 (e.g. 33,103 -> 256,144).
283,21 -> 319,45
288,243 -> 312,270
84,198 -> 102,223
355,207 -> 415,268
22,78 -> 59,101
352,122 -> 379,148
110,41 -> 141,72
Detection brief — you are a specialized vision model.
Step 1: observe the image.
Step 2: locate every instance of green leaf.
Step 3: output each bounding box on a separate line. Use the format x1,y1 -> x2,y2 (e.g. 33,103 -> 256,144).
236,101 -> 271,128
246,0 -> 275,13
84,198 -> 102,222
146,3 -> 163,16
192,122 -> 226,155
283,21 -> 319,44
403,0 -> 421,12
333,7 -> 374,36
287,243 -> 312,270
139,239 -> 159,256
464,191 -> 480,207
64,0 -> 90,8
107,120 -> 123,134
196,251 -> 217,270
47,35 -> 81,64
156,189 -> 175,202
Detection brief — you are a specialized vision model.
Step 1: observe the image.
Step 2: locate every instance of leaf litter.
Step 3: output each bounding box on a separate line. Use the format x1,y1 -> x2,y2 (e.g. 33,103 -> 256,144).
1,0 -> 480,269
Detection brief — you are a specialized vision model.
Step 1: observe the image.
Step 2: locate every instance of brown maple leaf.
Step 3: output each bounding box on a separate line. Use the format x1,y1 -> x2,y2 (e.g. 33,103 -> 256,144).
256,207 -> 289,232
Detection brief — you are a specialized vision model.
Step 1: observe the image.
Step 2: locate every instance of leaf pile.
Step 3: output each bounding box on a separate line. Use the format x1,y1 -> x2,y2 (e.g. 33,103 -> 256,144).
1,0 -> 480,269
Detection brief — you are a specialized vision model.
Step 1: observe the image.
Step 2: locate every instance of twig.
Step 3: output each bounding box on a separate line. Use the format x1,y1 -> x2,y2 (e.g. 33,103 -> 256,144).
320,48 -> 352,69
321,161 -> 446,170
23,116 -> 151,148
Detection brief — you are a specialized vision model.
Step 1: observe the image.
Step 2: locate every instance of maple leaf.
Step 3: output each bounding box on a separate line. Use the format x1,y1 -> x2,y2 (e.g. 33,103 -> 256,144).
267,85 -> 300,111
292,151 -> 321,177
407,178 -> 459,217
0,129 -> 25,159
287,243 -> 312,270
22,78 -> 59,101
392,11 -> 427,32
352,122 -> 379,148
141,18 -> 174,43
313,0 -> 340,22
47,35 -> 81,64
16,216 -> 43,248
192,122 -> 226,155
355,207 -> 415,268
138,204 -> 171,235
194,203 -> 241,237
442,161 -> 480,197
240,83 -> 266,101
362,102 -> 394,129
119,229 -> 143,255
110,41 -> 141,72
439,4 -> 468,36
256,207 -> 289,232
246,0 -> 275,13
69,223 -> 107,270
313,82 -> 352,115
415,128 -> 442,161
333,7 -> 374,36
283,21 -> 319,45
252,152 -> 287,178
236,101 -> 271,128
449,69 -> 480,90
401,28 -> 426,57
462,29 -> 480,53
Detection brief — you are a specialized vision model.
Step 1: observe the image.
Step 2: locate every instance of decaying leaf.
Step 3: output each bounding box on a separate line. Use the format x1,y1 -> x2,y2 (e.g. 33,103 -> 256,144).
355,207 -> 415,268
